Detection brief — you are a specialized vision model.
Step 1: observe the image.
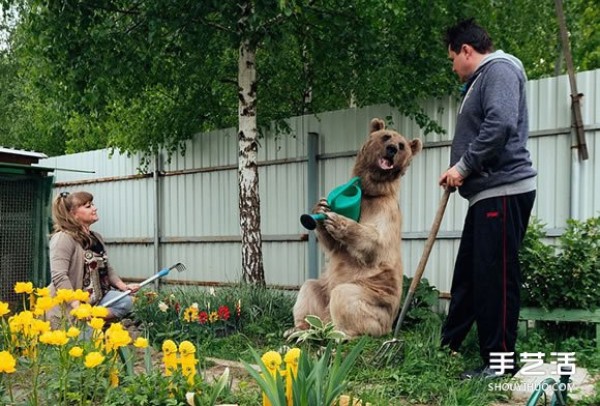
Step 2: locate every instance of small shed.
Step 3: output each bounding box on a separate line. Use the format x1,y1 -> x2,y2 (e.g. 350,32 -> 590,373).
0,147 -> 54,305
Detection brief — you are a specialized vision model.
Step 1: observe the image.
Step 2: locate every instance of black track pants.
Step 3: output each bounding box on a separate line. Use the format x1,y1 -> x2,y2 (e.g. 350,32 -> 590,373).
441,191 -> 536,363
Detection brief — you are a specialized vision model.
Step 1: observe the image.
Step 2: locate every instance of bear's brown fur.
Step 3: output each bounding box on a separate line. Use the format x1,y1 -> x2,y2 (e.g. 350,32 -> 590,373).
293,118 -> 422,337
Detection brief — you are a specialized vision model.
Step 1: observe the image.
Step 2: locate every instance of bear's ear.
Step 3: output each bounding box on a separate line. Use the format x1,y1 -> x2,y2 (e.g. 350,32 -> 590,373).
370,118 -> 385,133
410,139 -> 423,155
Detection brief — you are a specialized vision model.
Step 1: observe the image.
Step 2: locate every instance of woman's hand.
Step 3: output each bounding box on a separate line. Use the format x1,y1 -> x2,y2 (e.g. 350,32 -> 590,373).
125,283 -> 140,294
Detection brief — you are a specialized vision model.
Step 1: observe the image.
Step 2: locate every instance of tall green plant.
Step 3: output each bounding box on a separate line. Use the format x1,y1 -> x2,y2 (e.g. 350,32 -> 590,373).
243,339 -> 366,406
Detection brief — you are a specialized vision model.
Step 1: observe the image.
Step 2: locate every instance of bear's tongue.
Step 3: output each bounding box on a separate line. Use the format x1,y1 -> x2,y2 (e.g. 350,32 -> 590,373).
378,157 -> 394,170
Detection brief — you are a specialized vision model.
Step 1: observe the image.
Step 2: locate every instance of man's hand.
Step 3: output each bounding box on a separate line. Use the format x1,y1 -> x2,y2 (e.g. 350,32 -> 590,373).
439,165 -> 464,188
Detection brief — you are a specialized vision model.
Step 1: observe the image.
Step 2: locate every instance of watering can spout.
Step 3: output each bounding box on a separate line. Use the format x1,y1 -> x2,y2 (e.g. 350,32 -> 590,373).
300,177 -> 362,230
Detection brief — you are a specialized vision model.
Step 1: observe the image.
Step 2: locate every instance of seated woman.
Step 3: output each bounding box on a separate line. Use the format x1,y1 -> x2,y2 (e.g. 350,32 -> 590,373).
47,190 -> 139,328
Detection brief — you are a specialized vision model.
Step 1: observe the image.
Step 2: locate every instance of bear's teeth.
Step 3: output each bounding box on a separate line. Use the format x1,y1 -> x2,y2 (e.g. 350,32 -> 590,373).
379,158 -> 394,170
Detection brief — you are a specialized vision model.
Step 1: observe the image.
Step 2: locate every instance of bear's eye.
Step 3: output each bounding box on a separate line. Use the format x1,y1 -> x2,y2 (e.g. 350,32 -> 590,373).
398,143 -> 405,150
382,134 -> 391,142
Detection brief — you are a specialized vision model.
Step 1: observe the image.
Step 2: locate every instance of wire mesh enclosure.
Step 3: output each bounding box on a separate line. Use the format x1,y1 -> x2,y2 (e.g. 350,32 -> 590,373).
0,173 -> 52,306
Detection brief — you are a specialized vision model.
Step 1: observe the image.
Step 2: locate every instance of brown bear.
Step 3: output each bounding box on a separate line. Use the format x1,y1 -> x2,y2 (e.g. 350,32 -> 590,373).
292,117 -> 422,338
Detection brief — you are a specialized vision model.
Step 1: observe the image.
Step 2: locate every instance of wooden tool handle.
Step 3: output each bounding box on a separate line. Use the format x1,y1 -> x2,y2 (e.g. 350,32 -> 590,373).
408,188 -> 451,293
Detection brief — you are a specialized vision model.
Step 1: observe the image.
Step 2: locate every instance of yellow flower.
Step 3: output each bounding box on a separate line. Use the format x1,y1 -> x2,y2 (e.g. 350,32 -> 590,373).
31,319 -> 51,336
181,359 -> 197,385
67,327 -> 81,338
0,351 -> 16,373
54,289 -> 75,304
104,324 -> 131,352
39,330 -> 69,346
284,348 -> 301,406
133,337 -> 148,348
14,282 -> 33,294
9,310 -> 35,336
69,346 -> 84,357
163,354 -> 178,376
0,301 -> 10,317
183,306 -> 199,322
84,352 -> 105,368
91,306 -> 109,318
208,311 -> 219,323
261,351 -> 282,375
71,303 -> 92,320
73,289 -> 90,303
180,356 -> 197,367
284,348 -> 301,374
162,339 -> 179,376
179,341 -> 196,357
88,317 -> 105,331
33,296 -> 54,315
162,339 -> 178,356
35,287 -> 50,297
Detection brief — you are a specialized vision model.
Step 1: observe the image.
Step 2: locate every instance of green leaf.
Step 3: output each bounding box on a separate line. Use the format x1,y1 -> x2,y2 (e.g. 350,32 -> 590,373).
305,315 -> 324,329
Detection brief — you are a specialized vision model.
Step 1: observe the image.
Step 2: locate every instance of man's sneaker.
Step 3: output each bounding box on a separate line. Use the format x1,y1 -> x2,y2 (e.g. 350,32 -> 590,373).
460,365 -> 516,380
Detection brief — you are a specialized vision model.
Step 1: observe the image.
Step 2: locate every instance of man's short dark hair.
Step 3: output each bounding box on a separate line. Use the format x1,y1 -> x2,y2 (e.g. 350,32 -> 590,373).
444,18 -> 494,54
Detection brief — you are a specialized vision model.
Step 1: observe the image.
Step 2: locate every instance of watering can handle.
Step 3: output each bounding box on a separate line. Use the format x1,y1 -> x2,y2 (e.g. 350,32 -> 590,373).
327,176 -> 361,204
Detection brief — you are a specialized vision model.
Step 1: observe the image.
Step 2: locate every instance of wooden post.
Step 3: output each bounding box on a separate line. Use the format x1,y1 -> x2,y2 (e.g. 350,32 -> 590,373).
555,0 -> 589,160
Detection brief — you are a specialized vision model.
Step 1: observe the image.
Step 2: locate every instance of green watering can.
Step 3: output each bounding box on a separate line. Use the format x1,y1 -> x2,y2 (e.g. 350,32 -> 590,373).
300,176 -> 362,230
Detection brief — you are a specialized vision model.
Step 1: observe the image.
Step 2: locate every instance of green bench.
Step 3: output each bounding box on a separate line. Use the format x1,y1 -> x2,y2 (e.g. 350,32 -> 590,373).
519,307 -> 600,350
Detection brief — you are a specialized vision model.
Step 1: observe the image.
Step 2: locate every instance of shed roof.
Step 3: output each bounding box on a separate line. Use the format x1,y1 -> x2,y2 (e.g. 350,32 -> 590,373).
0,147 -> 48,165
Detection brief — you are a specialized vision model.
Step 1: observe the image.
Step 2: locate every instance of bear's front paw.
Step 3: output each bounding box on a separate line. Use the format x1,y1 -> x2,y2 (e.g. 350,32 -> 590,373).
312,198 -> 331,215
323,212 -> 349,240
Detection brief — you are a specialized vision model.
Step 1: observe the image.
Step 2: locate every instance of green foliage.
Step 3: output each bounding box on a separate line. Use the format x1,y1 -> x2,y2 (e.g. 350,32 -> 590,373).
242,339 -> 366,406
104,367 -> 232,406
286,315 -> 347,350
520,216 -> 600,310
8,0 -> 600,159
577,381 -> 600,406
400,276 -> 441,326
104,369 -> 185,406
344,317 -> 510,405
132,284 -> 294,347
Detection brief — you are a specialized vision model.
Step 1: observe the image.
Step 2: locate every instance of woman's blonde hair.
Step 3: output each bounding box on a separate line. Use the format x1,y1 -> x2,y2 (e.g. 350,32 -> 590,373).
52,191 -> 94,248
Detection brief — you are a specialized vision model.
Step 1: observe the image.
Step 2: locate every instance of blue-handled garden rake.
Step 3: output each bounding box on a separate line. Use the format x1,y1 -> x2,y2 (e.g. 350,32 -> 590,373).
102,262 -> 186,307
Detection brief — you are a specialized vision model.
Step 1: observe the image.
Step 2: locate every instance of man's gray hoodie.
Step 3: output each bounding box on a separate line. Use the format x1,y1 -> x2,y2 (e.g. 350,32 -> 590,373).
451,50 -> 537,205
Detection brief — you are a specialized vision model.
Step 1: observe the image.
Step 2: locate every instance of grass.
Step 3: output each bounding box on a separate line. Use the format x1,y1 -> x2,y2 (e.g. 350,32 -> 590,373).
131,282 -> 600,405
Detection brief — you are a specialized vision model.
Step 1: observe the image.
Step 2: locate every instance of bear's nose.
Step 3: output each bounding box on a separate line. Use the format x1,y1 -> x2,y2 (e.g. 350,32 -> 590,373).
386,145 -> 398,158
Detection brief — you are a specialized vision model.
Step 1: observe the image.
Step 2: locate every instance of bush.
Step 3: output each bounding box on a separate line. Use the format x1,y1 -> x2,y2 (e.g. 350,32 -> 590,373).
520,216 -> 600,310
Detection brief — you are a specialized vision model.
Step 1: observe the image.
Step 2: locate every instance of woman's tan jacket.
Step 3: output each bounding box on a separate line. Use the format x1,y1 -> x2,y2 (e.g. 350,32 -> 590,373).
46,231 -> 123,327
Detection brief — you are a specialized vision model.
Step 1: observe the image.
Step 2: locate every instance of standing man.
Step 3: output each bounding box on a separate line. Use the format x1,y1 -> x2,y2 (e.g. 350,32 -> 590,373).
439,18 -> 537,379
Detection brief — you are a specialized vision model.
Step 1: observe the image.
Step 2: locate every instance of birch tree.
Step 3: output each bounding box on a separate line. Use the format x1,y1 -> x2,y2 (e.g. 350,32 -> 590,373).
237,3 -> 263,284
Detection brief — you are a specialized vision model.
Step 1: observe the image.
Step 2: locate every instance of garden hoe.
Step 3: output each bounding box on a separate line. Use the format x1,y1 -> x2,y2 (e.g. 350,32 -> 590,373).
374,189 -> 451,367
102,262 -> 186,307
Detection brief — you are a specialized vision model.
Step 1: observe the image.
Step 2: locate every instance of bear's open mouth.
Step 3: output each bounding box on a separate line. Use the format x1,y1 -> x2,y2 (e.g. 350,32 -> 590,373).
378,157 -> 394,170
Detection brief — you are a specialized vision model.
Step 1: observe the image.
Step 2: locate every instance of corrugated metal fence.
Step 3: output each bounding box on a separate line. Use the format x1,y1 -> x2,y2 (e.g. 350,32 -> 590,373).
40,68 -> 600,295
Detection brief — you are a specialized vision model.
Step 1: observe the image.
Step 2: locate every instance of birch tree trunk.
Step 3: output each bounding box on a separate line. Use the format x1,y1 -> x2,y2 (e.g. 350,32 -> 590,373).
238,38 -> 265,285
